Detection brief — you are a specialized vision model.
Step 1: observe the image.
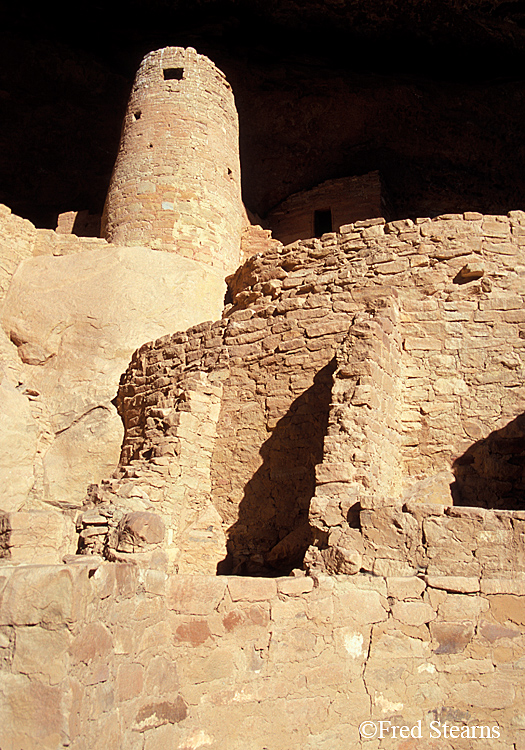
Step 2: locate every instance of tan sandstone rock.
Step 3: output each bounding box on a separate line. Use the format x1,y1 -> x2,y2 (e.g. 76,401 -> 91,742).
1,244 -> 226,508
0,379 -> 37,511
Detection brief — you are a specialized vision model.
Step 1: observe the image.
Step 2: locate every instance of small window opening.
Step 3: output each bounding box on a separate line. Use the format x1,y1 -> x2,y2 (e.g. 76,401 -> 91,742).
314,209 -> 332,237
134,110 -> 142,120
164,68 -> 184,81
227,168 -> 233,178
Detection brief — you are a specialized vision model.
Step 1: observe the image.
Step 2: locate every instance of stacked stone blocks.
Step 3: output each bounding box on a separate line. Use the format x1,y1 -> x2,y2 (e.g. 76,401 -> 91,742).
266,171 -> 385,244
1,564 -> 524,749
102,47 -> 245,273
89,211 -> 525,576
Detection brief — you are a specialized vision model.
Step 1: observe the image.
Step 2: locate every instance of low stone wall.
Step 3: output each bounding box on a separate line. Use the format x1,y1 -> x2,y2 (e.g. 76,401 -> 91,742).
359,503 -> 525,578
0,563 -> 524,750
1,510 -> 76,564
0,203 -> 109,302
0,205 -> 37,301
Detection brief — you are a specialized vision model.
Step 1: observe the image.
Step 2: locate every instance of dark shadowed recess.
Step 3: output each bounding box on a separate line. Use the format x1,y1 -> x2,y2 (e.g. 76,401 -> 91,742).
452,413 -> 525,510
218,360 -> 336,577
2,1 -> 525,227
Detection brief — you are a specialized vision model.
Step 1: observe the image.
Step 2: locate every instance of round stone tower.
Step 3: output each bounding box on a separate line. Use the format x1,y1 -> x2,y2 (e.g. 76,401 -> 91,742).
102,47 -> 245,273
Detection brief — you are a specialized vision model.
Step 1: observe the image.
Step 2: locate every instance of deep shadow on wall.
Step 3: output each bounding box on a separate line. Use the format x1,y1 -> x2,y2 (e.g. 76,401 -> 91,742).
218,360 -> 336,577
452,412 -> 525,510
219,388 -> 525,576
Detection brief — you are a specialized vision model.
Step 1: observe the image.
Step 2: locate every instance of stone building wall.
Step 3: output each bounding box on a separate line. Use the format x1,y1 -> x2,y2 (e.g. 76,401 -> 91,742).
55,210 -> 101,237
358,503 -> 525,578
307,306 -> 405,573
99,211 -> 525,576
265,172 -> 385,245
0,205 -> 38,301
102,47 -> 246,274
0,562 -> 524,750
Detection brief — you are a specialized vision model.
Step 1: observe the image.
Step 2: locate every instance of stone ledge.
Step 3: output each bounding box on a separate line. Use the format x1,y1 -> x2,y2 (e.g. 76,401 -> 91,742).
426,576 -> 480,593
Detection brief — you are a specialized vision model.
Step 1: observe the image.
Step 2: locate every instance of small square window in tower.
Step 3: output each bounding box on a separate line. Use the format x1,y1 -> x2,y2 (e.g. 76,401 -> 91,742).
163,68 -> 184,81
314,209 -> 333,237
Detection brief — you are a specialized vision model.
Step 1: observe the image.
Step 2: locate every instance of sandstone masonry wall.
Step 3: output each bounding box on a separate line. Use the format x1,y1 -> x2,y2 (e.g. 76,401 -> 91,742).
104,212 -> 525,576
307,307 -> 404,574
0,563 -> 524,750
0,205 -> 37,301
102,47 -> 245,273
266,171 -> 385,245
0,204 -> 109,308
359,503 -> 525,578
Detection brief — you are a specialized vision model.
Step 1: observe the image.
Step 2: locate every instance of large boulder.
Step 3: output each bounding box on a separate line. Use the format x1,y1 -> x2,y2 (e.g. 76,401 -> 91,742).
1,243 -> 226,508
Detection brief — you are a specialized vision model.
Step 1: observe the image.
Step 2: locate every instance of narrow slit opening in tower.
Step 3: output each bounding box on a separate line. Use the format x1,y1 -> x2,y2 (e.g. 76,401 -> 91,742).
314,208 -> 332,237
164,68 -> 184,81
134,111 -> 142,120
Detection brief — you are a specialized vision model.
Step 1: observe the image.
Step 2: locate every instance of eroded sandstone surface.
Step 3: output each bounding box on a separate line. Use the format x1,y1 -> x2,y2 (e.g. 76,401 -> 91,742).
0,205 -> 227,513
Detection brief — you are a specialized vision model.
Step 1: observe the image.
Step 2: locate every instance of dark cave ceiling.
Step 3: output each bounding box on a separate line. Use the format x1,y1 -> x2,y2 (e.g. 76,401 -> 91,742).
2,0 -> 525,226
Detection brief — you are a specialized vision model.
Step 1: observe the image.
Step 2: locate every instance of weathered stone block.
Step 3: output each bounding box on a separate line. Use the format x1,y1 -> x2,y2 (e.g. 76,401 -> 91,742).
167,576 -> 227,615
0,565 -> 89,625
391,600 -> 436,626
0,675 -> 65,750
227,577 -> 277,602
336,585 -> 388,624
69,622 -> 113,664
430,621 -> 474,654
438,593 -> 489,621
450,677 -> 515,709
479,620 -> 521,642
8,510 -> 76,564
387,576 -> 426,600
481,578 -> 525,595
277,576 -> 314,596
134,696 -> 188,732
427,576 -> 480,593
117,511 -> 165,552
144,656 -> 180,696
12,626 -> 70,685
174,619 -> 212,646
489,594 -> 525,626
316,546 -> 362,575
117,663 -> 144,701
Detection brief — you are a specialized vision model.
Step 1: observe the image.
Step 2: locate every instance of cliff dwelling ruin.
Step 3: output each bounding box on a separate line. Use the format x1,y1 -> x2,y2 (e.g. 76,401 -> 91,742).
2,3 -> 525,748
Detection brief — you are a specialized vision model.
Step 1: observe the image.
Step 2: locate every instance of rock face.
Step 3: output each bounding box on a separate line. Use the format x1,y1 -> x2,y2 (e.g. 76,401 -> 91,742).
0,208 -> 227,512
0,380 -> 37,511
